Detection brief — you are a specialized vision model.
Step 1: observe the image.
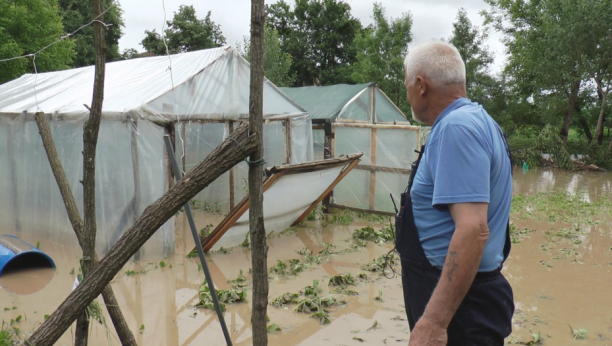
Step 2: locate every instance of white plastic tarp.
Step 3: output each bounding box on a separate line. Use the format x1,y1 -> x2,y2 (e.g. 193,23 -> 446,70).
210,164 -> 347,250
0,46 -> 306,121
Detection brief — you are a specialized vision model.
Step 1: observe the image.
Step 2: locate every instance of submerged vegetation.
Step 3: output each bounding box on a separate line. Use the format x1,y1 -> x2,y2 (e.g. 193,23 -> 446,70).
197,272 -> 248,311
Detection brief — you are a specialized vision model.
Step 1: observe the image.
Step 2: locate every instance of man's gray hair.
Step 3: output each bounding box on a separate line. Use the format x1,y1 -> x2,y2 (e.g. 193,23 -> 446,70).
404,40 -> 466,87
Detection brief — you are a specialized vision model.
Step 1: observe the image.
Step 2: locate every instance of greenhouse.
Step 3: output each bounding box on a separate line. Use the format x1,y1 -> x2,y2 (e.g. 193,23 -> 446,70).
0,46 -> 313,259
280,83 -> 429,214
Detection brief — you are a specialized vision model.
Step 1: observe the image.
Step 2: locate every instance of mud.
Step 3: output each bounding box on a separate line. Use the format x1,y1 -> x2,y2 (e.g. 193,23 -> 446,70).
0,167 -> 610,345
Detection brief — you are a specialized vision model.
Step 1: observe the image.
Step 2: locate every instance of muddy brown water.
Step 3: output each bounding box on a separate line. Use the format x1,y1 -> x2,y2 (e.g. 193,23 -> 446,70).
0,167 -> 610,345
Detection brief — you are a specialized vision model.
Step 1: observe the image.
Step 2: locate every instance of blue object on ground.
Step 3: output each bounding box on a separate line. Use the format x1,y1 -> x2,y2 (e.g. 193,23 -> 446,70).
0,235 -> 55,276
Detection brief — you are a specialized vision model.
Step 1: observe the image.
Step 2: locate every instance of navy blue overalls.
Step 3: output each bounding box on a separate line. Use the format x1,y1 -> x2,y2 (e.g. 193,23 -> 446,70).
396,137 -> 514,345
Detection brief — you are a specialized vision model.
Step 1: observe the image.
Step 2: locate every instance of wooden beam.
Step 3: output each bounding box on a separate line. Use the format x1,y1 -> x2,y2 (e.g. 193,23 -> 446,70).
328,203 -> 395,217
200,172 -> 284,252
291,159 -> 360,227
229,121 -> 235,211
355,164 -> 411,175
369,128 -> 377,210
284,118 -> 292,164
130,120 -> 142,260
333,122 -> 421,131
266,153 -> 362,175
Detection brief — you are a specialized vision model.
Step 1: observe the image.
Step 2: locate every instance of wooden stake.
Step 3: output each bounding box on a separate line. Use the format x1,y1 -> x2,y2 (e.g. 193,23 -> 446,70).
248,0 -> 267,344
369,128 -> 377,210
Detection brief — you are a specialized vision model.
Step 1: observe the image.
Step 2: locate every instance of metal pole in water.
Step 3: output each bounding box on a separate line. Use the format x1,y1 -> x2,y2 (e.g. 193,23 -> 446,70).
163,135 -> 233,346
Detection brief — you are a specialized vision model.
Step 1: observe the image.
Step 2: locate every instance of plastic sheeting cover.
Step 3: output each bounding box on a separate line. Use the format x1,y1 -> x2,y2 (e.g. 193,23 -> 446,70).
0,47 -> 306,121
375,89 -> 408,123
278,84 -> 371,120
210,164 -> 347,250
332,125 -> 421,213
0,119 -> 173,260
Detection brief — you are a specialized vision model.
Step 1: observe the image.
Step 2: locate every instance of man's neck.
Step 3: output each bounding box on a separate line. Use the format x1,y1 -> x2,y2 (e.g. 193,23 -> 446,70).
424,96 -> 462,126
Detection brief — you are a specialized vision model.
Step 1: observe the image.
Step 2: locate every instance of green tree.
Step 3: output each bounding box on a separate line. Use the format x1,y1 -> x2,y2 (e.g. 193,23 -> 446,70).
351,3 -> 412,115
120,48 -> 140,60
484,0 -> 606,143
58,0 -> 124,67
449,8 -> 495,109
0,0 -> 75,84
266,0 -> 363,86
141,5 -> 226,55
238,25 -> 296,87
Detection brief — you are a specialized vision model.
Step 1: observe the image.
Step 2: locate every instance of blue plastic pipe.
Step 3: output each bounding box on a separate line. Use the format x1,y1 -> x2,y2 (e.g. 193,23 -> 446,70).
0,235 -> 56,276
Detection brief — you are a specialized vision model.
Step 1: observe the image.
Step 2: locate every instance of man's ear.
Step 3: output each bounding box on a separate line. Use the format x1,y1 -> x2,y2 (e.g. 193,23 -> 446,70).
416,76 -> 427,97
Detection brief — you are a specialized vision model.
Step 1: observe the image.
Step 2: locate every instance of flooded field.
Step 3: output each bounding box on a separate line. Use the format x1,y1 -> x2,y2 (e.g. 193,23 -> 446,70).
1,167 -> 611,345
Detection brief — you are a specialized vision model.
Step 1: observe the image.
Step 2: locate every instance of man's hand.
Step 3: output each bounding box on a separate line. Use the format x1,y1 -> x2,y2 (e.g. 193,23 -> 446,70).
408,316 -> 447,346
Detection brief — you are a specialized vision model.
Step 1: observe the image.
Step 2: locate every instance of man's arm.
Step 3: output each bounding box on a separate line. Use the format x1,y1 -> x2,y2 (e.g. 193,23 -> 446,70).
408,202 -> 490,346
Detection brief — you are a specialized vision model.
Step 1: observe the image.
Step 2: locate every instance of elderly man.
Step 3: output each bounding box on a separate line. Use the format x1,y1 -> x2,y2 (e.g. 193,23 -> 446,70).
396,40 -> 514,346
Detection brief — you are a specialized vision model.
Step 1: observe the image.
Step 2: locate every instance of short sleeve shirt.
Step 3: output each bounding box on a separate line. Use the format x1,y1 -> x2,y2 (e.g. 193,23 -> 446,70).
410,98 -> 512,272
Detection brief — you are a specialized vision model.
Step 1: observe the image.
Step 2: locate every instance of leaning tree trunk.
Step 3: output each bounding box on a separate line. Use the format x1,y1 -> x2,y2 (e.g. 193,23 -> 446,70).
75,1 -> 107,344
25,123 -> 257,346
594,80 -> 610,146
34,112 -> 138,346
249,0 -> 268,345
560,80 -> 581,144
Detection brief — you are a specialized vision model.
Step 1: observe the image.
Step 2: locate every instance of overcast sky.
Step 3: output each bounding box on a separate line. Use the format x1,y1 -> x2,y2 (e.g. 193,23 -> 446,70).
118,0 -> 506,74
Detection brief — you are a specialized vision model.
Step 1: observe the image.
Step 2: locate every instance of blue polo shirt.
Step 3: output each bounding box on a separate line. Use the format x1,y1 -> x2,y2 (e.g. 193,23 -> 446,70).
410,98 -> 512,272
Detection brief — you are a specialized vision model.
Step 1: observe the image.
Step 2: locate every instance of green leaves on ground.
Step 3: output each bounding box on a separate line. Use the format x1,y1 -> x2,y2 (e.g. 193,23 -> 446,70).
352,226 -> 394,245
196,279 -> 247,312
361,252 -> 397,273
269,259 -> 305,277
328,274 -> 355,287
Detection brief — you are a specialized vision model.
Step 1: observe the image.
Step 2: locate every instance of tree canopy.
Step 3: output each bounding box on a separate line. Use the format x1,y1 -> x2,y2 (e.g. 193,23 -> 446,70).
0,0 -> 75,84
141,5 -> 226,55
238,25 -> 296,87
351,3 -> 412,115
266,0 -> 362,86
58,0 -> 124,67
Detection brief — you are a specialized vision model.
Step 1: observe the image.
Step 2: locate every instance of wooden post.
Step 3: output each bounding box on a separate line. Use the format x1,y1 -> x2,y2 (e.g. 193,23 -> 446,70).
248,0 -> 268,344
6,129 -> 20,231
165,124 -> 176,190
322,123 -> 335,213
229,121 -> 235,211
130,119 -> 142,260
369,128 -> 377,210
368,85 -> 377,211
285,118 -> 292,164
76,0 -> 107,344
181,123 -> 186,174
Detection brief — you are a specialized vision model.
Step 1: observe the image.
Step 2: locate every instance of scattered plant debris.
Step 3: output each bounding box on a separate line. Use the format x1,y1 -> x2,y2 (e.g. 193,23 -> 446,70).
374,289 -> 384,302
266,323 -> 281,333
196,279 -> 247,311
318,243 -> 336,255
270,292 -> 300,308
352,225 -> 394,245
328,274 -> 355,287
269,259 -> 305,276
